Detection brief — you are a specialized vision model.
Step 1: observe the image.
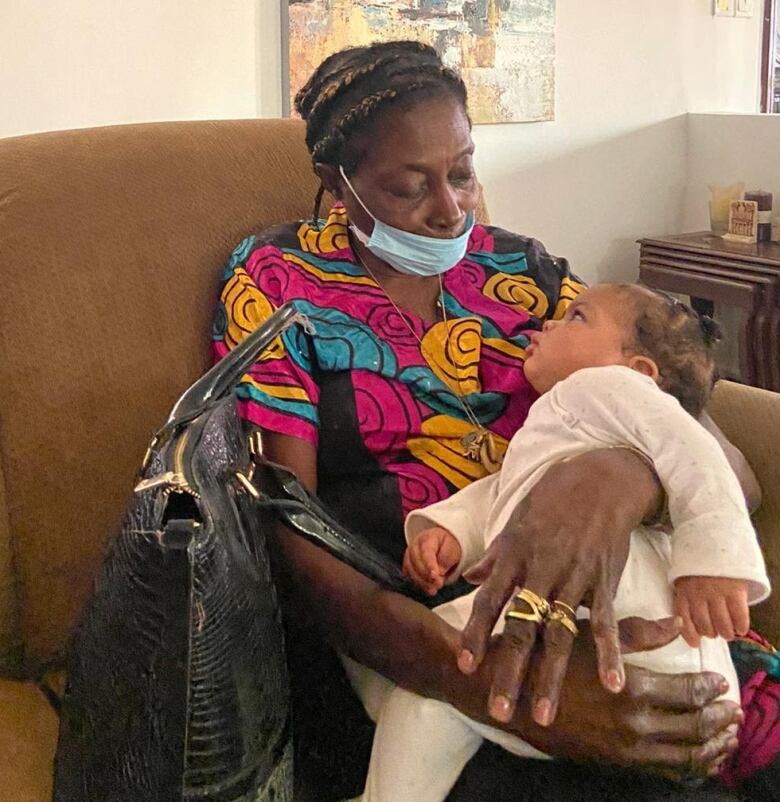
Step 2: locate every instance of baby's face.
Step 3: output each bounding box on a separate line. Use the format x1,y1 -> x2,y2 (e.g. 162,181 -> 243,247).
524,285 -> 635,394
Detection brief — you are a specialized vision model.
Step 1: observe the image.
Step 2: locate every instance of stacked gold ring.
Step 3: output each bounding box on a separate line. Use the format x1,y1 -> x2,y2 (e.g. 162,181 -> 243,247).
504,588 -> 550,624
552,600 -> 576,618
504,591 -> 579,636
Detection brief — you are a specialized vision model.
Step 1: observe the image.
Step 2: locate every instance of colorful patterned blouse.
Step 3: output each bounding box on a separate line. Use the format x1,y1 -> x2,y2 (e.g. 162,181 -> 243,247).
212,204 -> 583,564
212,207 -> 780,787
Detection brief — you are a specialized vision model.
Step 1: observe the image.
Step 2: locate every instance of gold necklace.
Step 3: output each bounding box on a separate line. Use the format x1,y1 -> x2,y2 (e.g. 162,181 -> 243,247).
359,262 -> 502,473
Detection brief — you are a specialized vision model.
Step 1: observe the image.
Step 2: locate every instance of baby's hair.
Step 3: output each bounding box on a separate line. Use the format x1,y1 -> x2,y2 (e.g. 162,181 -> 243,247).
616,284 -> 722,417
294,40 -> 469,221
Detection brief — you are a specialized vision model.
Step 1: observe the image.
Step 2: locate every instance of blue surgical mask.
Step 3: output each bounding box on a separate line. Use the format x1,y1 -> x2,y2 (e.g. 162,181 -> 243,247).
339,165 -> 474,277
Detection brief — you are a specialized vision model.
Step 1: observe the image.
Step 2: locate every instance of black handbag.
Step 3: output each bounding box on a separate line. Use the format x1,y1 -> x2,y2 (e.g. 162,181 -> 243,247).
53,303 -> 420,802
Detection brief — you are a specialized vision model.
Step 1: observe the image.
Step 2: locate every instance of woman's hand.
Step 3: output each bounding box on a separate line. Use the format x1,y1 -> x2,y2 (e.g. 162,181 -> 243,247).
263,429 -> 740,778
446,617 -> 742,780
458,448 -> 663,726
513,619 -> 743,779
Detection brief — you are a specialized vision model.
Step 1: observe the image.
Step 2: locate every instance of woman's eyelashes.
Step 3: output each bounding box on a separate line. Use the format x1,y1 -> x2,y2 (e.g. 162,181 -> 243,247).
387,166 -> 475,202
450,172 -> 476,189
386,182 -> 427,202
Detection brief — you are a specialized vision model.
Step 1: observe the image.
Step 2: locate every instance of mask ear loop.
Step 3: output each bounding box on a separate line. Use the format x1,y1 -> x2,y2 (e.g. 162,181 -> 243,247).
339,165 -> 376,222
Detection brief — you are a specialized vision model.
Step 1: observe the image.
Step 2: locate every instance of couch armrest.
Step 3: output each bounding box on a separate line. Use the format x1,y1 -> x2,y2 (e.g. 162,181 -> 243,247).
708,381 -> 780,645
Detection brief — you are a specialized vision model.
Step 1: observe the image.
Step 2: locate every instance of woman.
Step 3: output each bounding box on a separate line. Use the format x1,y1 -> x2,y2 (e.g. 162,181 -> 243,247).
212,41 -> 762,801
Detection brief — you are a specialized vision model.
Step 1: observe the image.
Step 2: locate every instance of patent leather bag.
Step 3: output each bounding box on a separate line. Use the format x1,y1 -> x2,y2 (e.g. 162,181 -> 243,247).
53,303 -> 420,802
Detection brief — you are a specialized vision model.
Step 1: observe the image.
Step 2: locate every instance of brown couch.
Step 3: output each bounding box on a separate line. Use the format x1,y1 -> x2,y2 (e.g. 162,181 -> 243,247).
0,119 -> 778,802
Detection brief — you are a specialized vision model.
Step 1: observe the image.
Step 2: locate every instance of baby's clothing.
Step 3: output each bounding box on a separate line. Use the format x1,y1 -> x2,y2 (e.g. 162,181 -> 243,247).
350,366 -> 770,802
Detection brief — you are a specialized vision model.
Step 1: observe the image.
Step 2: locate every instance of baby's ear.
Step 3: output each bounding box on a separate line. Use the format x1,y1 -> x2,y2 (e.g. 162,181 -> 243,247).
627,355 -> 660,382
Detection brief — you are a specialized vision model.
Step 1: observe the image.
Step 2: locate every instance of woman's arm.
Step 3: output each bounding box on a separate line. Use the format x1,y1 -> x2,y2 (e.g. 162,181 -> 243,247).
261,430 -> 740,775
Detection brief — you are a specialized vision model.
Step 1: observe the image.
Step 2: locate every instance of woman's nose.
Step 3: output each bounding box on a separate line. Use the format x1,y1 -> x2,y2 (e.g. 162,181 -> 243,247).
430,183 -> 464,233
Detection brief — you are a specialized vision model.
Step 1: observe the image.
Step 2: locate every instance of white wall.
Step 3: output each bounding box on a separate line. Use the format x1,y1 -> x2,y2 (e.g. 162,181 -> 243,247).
468,2 -> 763,283
0,1 -> 258,137
256,1 -> 764,282
1,1 -> 764,283
684,112 -> 780,232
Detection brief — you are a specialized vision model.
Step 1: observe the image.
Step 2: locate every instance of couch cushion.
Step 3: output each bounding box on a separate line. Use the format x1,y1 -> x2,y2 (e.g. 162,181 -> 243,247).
0,119 -> 320,668
0,678 -> 58,801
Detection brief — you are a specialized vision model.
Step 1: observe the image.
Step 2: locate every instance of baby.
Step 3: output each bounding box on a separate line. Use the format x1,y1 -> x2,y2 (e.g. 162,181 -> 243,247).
349,283 -> 770,802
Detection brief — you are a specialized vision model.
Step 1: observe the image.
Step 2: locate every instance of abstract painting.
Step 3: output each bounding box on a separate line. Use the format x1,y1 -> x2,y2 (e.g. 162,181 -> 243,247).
285,0 -> 556,124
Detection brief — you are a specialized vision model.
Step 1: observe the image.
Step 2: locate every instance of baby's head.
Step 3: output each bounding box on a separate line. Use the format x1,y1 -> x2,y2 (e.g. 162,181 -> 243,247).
523,283 -> 721,416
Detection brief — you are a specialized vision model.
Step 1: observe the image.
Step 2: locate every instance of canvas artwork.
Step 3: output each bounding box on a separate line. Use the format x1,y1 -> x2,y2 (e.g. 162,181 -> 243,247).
285,0 -> 556,125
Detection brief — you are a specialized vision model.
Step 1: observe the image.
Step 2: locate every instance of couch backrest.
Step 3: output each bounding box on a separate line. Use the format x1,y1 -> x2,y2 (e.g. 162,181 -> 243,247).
0,119 -> 324,673
0,119 -> 490,674
709,380 -> 780,645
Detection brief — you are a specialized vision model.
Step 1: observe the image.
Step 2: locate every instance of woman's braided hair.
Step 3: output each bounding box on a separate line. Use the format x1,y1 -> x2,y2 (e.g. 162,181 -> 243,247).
294,41 -> 469,221
618,284 -> 723,417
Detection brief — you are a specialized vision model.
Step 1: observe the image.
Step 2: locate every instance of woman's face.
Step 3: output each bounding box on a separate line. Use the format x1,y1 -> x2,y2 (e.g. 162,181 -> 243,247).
329,96 -> 479,239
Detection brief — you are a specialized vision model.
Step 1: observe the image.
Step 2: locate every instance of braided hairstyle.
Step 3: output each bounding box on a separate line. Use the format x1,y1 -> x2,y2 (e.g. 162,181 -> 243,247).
617,284 -> 723,417
294,41 -> 469,221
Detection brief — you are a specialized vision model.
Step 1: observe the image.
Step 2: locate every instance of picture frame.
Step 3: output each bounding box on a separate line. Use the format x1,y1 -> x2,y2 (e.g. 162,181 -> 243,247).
714,0 -> 735,15
724,200 -> 759,243
284,0 -> 556,125
735,0 -> 754,17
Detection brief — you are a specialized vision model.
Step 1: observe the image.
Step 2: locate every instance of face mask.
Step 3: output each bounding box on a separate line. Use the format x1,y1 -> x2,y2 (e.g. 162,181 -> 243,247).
339,166 -> 473,277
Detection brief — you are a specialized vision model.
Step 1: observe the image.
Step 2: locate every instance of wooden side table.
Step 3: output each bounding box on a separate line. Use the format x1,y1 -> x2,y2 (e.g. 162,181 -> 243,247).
637,233 -> 780,391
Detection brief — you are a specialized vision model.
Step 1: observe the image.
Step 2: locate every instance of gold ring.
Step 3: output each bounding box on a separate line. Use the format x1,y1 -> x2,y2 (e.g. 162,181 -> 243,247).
545,609 -> 579,637
552,600 -> 576,618
504,588 -> 550,625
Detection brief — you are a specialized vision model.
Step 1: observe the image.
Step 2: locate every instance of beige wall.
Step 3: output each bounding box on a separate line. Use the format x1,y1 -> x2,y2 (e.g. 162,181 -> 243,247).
684,112 -> 780,232
1,1 -> 765,282
0,0 -> 258,137
467,2 -> 762,283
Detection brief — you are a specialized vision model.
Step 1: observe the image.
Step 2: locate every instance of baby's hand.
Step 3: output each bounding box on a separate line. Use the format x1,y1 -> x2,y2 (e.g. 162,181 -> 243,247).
403,526 -> 462,596
673,576 -> 750,647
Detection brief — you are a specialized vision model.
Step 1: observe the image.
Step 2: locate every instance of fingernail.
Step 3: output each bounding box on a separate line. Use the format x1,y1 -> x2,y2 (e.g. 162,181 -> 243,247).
719,679 -> 730,694
606,669 -> 624,693
708,757 -> 727,777
458,650 -> 475,674
490,695 -> 511,722
727,737 -> 740,753
534,698 -> 553,727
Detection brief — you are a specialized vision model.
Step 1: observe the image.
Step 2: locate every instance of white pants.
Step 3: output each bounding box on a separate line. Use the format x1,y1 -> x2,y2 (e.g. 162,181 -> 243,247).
343,528 -> 741,802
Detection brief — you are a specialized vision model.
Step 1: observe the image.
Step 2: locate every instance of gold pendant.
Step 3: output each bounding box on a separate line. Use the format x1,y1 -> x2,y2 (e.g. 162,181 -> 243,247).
460,429 -> 503,474
460,429 -> 484,461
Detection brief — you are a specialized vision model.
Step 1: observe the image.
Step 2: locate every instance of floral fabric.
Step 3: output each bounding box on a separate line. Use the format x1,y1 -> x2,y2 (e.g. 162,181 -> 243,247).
212,204 -> 582,527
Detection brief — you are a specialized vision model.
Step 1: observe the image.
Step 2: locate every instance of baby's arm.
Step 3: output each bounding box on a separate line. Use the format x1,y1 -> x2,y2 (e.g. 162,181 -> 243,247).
405,471 -> 501,580
550,367 -> 770,625
403,526 -> 463,596
699,411 -> 762,513
673,576 -> 750,646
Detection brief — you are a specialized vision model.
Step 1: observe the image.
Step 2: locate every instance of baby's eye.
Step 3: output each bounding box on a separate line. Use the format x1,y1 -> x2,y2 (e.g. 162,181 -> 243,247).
570,309 -> 585,321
